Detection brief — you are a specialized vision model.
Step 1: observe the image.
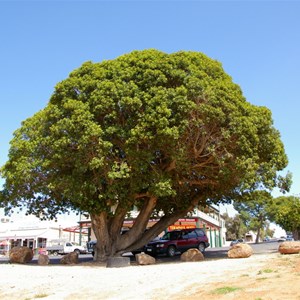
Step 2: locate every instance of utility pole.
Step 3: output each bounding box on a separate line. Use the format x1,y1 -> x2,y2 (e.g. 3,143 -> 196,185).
79,211 -> 82,246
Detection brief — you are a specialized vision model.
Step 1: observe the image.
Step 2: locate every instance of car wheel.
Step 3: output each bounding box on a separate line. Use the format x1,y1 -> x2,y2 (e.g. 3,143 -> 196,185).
52,251 -> 58,256
74,249 -> 81,255
167,246 -> 176,257
198,242 -> 206,253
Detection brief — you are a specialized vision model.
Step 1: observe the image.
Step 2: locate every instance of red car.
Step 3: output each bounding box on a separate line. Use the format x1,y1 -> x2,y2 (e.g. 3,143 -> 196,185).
144,228 -> 210,257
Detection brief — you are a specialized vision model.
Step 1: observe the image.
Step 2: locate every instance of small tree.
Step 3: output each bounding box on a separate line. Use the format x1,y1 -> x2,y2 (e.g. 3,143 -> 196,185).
234,190 -> 273,243
222,213 -> 247,240
0,50 -> 289,261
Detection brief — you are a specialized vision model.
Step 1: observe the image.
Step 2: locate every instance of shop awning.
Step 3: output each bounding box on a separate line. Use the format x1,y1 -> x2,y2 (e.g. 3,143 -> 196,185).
63,226 -> 88,234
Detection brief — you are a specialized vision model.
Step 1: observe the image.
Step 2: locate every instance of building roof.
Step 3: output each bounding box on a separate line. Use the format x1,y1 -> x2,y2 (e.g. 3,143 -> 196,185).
0,228 -> 49,240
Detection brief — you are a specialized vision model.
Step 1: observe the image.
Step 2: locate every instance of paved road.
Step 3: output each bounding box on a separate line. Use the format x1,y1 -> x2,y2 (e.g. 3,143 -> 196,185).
152,241 -> 280,263
204,241 -> 279,259
0,241 -> 281,265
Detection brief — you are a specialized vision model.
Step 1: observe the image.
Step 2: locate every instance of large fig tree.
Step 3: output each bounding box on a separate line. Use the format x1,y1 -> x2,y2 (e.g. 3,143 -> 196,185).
0,50 -> 289,261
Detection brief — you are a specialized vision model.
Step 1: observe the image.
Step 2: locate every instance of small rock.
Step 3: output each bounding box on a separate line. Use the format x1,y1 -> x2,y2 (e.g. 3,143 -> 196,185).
60,252 -> 79,264
38,254 -> 50,265
135,253 -> 156,265
180,248 -> 204,262
279,241 -> 300,254
9,246 -> 33,264
228,243 -> 253,258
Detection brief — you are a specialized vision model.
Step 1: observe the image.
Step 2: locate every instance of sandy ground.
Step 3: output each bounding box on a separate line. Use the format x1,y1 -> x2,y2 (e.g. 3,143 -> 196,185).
0,253 -> 300,300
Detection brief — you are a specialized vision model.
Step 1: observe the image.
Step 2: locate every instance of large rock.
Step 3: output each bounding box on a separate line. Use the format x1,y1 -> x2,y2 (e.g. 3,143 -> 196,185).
38,254 -> 50,265
135,253 -> 156,265
9,246 -> 34,264
228,243 -> 253,258
279,241 -> 300,254
181,248 -> 204,262
60,252 -> 79,264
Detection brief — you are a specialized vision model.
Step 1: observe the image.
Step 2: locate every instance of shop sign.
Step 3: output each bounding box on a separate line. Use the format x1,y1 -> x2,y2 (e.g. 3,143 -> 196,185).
168,225 -> 196,231
177,218 -> 197,222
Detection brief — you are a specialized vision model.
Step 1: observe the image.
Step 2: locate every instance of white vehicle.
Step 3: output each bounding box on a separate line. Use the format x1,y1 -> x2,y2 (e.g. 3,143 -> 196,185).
46,240 -> 87,256
277,236 -> 287,242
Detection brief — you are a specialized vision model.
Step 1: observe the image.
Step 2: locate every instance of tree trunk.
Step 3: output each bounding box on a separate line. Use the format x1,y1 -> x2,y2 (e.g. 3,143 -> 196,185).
255,226 -> 261,243
90,196 -> 201,261
255,216 -> 264,244
91,212 -> 112,262
292,228 -> 300,240
90,197 -> 158,261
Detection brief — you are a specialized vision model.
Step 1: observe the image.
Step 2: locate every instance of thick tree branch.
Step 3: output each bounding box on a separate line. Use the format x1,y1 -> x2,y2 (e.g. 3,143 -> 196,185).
123,197 -> 200,252
116,196 -> 157,251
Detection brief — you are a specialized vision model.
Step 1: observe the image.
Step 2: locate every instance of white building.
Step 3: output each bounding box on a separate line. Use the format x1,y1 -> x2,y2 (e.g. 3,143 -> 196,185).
0,216 -> 87,255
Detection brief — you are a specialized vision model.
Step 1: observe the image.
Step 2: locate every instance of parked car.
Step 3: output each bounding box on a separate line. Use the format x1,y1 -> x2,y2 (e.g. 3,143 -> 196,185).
87,240 -> 97,253
144,228 -> 210,257
277,236 -> 287,242
46,240 -> 87,255
230,239 -> 245,246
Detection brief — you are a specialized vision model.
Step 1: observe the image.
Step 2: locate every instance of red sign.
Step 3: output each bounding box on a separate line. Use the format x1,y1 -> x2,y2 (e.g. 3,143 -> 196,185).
177,218 -> 197,222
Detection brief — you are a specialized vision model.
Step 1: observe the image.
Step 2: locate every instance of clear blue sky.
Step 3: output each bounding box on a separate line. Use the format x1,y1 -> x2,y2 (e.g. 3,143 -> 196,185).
1,1 -> 299,201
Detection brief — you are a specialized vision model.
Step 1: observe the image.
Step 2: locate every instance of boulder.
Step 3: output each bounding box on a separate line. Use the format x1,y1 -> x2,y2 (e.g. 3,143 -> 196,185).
38,254 -> 50,265
228,243 -> 253,258
60,251 -> 79,265
135,253 -> 156,265
9,246 -> 34,264
180,248 -> 204,262
279,241 -> 300,254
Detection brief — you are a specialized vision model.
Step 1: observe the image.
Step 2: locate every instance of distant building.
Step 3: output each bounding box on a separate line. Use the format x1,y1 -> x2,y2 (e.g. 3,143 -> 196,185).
0,216 -> 87,255
244,231 -> 259,243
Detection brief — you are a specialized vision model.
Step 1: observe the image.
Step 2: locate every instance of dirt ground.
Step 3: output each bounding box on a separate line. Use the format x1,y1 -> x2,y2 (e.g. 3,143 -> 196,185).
178,253 -> 300,300
0,252 -> 299,300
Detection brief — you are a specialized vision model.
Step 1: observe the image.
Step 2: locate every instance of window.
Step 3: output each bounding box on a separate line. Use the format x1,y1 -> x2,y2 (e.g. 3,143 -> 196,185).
182,231 -> 190,239
170,231 -> 181,240
187,231 -> 197,238
195,229 -> 205,237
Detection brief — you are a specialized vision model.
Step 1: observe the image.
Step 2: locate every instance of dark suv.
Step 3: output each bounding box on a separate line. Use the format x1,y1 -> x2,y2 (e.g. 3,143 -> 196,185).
144,228 -> 209,257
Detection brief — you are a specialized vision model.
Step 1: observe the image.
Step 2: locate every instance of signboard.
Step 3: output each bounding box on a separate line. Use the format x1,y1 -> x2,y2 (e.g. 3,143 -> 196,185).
177,218 -> 197,222
123,220 -> 134,225
168,225 -> 196,231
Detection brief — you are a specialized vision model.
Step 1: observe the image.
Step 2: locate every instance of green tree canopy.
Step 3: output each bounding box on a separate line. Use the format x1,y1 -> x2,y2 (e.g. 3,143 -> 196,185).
267,195 -> 300,240
0,49 -> 289,260
221,213 -> 247,240
233,190 -> 274,243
